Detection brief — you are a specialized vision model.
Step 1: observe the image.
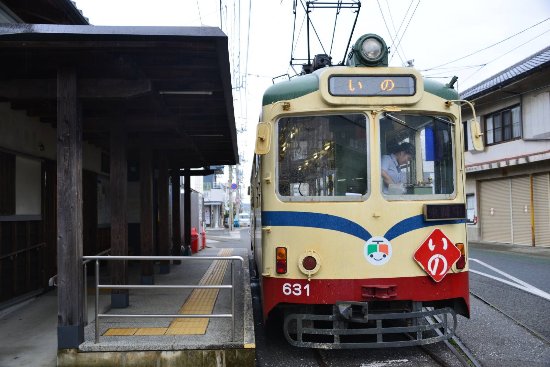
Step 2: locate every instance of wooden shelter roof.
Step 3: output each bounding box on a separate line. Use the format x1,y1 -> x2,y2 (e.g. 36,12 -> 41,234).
0,24 -> 238,167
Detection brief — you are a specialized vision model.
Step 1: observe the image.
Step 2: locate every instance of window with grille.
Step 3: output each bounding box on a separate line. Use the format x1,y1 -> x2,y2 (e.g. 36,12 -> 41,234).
484,106 -> 521,145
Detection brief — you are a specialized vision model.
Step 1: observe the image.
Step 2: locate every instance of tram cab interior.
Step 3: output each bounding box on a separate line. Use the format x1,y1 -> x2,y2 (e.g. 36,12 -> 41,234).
379,112 -> 455,197
276,112 -> 456,199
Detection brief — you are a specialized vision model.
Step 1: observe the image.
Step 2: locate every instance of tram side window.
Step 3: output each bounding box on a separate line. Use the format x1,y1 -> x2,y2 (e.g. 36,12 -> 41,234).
379,113 -> 455,198
278,114 -> 368,199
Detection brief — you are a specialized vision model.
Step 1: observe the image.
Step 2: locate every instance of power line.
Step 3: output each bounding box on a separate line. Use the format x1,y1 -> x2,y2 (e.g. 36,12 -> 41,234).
376,0 -> 405,64
243,0 -> 252,121
390,0 -> 420,63
425,17 -> 550,71
384,0 -> 408,63
461,27 -> 550,85
389,0 -> 414,54
195,0 -> 203,25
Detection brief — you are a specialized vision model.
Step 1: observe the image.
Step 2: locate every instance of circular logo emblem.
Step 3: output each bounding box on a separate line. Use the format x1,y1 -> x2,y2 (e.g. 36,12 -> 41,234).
364,236 -> 392,266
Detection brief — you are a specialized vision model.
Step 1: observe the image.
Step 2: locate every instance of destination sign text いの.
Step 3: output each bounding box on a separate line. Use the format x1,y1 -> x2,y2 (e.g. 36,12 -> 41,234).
328,75 -> 416,96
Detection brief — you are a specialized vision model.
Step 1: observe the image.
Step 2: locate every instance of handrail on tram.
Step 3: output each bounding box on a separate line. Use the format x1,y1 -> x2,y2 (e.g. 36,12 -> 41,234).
82,255 -> 245,344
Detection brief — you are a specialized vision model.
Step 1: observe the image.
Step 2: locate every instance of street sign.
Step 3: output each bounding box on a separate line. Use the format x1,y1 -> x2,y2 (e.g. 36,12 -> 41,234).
413,229 -> 461,282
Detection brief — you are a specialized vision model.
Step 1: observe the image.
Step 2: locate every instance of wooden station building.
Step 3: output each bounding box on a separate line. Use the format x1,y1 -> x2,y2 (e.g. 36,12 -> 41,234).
0,1 -> 238,349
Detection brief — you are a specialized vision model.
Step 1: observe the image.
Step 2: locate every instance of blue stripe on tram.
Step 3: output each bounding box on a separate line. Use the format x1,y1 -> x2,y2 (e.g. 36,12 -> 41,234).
384,215 -> 466,241
261,211 -> 465,243
262,211 -> 372,242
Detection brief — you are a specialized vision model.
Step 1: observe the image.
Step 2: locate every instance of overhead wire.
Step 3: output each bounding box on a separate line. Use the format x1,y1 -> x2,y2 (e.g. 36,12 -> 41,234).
384,0 -> 408,63
425,17 -> 550,72
461,27 -> 550,85
195,0 -> 203,25
243,0 -> 252,121
376,0 -> 405,65
390,0 -> 420,63
389,0 -> 414,54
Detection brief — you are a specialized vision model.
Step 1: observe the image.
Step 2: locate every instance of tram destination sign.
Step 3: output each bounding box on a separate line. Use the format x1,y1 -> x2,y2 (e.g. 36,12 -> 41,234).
328,75 -> 416,96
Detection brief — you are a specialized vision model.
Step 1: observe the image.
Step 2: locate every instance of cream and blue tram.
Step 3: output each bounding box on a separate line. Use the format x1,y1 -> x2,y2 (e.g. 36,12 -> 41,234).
250,34 -> 479,348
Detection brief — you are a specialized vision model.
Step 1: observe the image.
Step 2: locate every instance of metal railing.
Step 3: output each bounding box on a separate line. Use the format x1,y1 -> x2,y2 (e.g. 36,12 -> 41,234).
82,255 -> 244,344
82,248 -> 111,324
49,248 -> 111,287
0,242 -> 46,261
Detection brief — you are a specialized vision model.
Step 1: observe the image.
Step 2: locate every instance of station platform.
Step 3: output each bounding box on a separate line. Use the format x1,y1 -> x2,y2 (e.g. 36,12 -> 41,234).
56,244 -> 255,367
0,229 -> 254,367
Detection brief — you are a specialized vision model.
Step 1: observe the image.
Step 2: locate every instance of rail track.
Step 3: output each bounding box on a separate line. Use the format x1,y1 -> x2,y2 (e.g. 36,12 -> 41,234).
309,308 -> 483,367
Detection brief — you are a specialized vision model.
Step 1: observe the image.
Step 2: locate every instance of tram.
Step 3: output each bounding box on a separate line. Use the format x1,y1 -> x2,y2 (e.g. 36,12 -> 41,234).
250,34 -> 482,348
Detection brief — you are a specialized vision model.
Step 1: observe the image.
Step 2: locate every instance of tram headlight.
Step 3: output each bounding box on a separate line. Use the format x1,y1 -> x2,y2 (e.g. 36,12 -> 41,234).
361,37 -> 383,61
348,34 -> 388,67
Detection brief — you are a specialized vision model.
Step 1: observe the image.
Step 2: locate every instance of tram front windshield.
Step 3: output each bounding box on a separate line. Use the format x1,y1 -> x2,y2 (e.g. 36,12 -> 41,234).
379,113 -> 455,198
278,114 -> 368,199
276,112 -> 455,200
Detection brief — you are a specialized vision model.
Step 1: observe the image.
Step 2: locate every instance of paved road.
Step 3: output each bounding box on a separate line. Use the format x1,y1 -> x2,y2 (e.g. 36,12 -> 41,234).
469,244 -> 550,293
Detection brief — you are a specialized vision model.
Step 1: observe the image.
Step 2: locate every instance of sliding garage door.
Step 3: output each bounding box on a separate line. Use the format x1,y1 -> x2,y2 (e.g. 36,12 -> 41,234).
533,173 -> 550,246
511,176 -> 531,245
480,179 -> 511,243
481,174 -> 550,246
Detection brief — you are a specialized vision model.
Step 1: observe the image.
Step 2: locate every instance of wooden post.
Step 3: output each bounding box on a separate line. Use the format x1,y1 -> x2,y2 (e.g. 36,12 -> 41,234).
182,168 -> 192,256
158,151 -> 170,273
110,121 -> 129,308
140,142 -> 154,284
171,165 -> 182,264
56,66 -> 84,349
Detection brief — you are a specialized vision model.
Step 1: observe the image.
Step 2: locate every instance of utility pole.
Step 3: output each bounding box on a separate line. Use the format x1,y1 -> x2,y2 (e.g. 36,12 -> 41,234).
228,165 -> 233,231
235,164 -> 241,218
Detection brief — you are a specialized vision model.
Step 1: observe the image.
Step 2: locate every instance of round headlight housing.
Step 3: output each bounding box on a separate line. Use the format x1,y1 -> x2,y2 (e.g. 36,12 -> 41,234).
361,37 -> 383,61
349,34 -> 388,67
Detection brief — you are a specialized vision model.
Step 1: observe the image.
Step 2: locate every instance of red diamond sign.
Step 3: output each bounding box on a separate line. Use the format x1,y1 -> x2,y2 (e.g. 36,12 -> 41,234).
414,229 -> 461,282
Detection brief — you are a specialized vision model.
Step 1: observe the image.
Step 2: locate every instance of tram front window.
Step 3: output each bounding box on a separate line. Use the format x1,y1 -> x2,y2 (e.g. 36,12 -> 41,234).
278,114 -> 368,199
379,113 -> 455,198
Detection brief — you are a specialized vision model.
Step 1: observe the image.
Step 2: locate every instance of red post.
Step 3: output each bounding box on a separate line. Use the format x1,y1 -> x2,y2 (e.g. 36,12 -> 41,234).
191,227 -> 199,254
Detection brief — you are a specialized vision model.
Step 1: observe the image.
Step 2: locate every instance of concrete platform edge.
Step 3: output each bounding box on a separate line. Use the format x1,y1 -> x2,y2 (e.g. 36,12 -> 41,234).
57,248 -> 256,366
242,250 -> 256,349
57,348 -> 255,367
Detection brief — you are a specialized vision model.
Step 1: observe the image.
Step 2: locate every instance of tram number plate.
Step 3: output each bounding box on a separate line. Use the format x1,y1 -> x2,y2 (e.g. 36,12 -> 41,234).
282,283 -> 310,297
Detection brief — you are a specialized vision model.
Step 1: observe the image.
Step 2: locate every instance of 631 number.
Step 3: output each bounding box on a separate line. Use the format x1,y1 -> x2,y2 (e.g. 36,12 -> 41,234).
282,283 -> 310,297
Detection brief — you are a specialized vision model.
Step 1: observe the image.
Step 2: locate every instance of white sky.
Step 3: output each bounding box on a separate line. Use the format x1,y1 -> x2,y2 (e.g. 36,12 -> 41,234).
74,0 -> 550,198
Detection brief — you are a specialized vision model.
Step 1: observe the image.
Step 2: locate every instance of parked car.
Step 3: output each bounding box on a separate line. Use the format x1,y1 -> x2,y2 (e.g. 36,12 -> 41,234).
238,212 -> 250,227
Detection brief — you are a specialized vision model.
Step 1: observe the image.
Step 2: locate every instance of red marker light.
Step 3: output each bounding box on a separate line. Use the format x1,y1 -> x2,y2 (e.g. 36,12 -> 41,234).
302,255 -> 317,271
455,243 -> 466,269
276,247 -> 287,274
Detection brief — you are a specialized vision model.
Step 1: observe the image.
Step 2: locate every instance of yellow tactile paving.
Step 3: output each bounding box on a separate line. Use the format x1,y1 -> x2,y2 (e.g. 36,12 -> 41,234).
104,328 -> 138,336
103,249 -> 233,336
166,248 -> 232,335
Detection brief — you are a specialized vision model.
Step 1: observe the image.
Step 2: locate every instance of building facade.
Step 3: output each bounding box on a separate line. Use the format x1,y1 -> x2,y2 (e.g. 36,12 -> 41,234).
462,46 -> 550,247
203,171 -> 226,228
